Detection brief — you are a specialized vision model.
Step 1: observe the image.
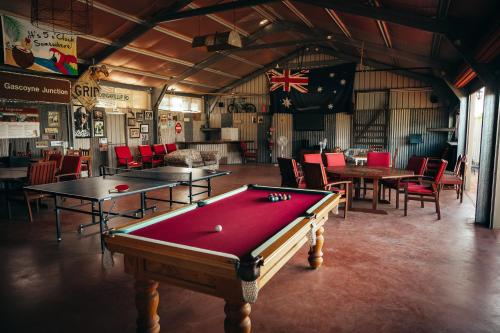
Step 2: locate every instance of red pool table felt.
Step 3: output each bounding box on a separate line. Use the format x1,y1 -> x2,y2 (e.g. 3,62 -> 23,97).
129,188 -> 326,258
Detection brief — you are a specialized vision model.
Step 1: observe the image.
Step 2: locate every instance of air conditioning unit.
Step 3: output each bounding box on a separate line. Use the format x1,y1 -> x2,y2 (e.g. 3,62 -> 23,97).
192,30 -> 242,52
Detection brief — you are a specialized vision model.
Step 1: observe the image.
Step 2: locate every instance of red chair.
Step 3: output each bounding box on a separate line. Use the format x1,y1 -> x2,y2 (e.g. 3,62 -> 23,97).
303,153 -> 323,164
166,143 -> 177,153
56,155 -> 82,182
114,146 -> 142,169
324,153 -> 345,167
404,159 -> 448,220
240,141 -> 257,164
302,162 -> 350,218
277,157 -> 305,188
366,152 -> 391,167
152,144 -> 167,158
138,145 -> 163,168
381,156 -> 428,208
441,155 -> 466,203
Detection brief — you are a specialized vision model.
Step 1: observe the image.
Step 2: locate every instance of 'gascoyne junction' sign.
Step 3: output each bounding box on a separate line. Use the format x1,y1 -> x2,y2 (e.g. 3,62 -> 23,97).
0,71 -> 71,103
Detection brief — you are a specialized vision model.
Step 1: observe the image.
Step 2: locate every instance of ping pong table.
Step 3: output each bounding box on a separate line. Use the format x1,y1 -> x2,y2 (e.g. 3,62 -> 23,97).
24,166 -> 230,251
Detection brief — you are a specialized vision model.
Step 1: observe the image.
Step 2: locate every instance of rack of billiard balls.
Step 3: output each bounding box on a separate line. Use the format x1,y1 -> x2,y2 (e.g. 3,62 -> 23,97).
268,192 -> 292,202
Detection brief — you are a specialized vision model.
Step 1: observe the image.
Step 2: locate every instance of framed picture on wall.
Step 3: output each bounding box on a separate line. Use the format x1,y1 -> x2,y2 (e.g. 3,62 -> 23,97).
144,111 -> 153,120
48,112 -> 60,127
127,118 -> 136,126
129,128 -> 140,138
73,105 -> 91,138
93,109 -> 105,137
141,133 -> 149,142
140,124 -> 149,133
135,111 -> 144,121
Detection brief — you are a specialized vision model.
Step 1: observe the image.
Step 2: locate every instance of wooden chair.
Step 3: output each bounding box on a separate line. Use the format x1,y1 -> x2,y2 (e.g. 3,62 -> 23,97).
303,153 -> 323,164
404,159 -> 448,220
138,145 -> 163,168
239,141 -> 257,164
7,161 -> 57,222
79,149 -> 92,177
114,146 -> 142,169
302,162 -> 350,218
441,155 -> 466,203
56,155 -> 82,182
364,152 -> 391,197
277,157 -> 305,188
381,156 -> 428,208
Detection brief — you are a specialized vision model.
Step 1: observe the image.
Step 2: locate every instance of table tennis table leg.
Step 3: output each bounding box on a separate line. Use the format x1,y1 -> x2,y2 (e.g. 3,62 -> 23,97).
169,187 -> 173,208
141,192 -> 146,218
207,178 -> 211,197
54,196 -> 62,242
189,184 -> 192,204
98,201 -> 105,253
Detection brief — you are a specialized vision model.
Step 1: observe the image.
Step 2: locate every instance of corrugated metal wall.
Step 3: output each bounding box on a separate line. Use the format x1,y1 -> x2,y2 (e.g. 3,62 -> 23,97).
206,52 -> 447,165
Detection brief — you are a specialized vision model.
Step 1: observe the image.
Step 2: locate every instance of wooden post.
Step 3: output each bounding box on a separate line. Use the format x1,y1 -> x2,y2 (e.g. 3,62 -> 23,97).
224,301 -> 251,333
135,279 -> 160,333
308,226 -> 325,269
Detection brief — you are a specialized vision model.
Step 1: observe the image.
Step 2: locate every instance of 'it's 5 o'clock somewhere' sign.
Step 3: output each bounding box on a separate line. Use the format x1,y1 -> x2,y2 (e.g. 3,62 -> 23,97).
1,15 -> 77,75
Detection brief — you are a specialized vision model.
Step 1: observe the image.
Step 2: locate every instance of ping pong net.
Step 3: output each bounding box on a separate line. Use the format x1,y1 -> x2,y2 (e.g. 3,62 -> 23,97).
101,166 -> 194,183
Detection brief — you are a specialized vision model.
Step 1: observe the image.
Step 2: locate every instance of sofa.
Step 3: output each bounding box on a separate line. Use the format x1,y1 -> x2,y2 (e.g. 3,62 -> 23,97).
164,149 -> 221,170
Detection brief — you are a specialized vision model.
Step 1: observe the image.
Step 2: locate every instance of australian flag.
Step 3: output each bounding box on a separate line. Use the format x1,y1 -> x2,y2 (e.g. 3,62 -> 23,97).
267,63 -> 356,114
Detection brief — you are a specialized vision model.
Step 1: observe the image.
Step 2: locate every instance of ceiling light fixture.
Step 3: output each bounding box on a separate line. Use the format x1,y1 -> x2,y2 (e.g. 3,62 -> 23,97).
259,19 -> 269,26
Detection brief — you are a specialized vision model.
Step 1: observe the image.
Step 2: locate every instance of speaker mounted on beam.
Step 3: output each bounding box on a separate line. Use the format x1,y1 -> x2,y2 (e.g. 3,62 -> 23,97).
192,30 -> 243,52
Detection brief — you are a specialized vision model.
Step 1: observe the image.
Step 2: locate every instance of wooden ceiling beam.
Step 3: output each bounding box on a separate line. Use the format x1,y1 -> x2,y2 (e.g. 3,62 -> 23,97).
282,1 -> 314,28
296,0 -> 453,33
157,0 -> 280,24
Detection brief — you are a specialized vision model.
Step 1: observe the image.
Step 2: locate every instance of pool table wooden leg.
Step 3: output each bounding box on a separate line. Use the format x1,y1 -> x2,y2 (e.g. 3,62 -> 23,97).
308,226 -> 325,269
224,301 -> 251,333
135,279 -> 160,333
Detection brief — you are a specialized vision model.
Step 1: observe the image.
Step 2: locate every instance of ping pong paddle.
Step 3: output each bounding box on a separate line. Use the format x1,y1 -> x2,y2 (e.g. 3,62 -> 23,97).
109,184 -> 130,193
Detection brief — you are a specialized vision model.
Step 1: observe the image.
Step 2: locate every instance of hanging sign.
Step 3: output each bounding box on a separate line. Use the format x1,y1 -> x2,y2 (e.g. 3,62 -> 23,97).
1,15 -> 77,75
72,65 -> 109,111
175,122 -> 182,134
0,71 -> 70,103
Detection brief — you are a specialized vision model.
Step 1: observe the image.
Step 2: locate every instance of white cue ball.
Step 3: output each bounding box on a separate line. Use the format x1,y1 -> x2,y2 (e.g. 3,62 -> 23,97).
214,225 -> 223,232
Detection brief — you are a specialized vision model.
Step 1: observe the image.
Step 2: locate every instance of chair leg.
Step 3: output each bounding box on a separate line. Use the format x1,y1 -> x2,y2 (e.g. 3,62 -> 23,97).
420,195 -> 424,208
25,192 -> 34,223
460,182 -> 464,203
435,193 -> 441,220
343,186 -> 349,219
7,199 -> 12,219
388,187 -> 392,202
404,190 -> 408,216
396,188 -> 400,209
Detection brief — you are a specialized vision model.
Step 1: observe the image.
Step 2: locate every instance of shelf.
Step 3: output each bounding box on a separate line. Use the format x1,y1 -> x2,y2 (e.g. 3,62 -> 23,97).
427,128 -> 455,132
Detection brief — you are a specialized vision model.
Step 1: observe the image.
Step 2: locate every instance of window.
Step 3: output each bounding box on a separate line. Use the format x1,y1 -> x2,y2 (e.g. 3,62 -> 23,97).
159,95 -> 202,113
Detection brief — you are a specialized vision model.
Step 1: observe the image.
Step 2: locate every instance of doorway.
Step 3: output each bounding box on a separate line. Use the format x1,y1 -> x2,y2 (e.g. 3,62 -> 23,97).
465,87 -> 485,205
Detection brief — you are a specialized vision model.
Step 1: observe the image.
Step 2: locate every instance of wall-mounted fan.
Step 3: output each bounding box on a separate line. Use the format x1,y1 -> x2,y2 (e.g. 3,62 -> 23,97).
278,136 -> 288,158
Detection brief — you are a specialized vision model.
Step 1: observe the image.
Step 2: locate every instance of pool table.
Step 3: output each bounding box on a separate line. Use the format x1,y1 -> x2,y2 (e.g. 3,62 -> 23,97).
105,184 -> 340,333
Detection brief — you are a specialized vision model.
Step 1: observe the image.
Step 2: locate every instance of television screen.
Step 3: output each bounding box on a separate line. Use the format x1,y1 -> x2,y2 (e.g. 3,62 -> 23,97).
294,113 -> 324,131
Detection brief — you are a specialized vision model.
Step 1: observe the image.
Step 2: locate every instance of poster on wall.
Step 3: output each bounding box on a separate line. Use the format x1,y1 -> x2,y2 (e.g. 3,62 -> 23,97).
93,109 -> 105,137
73,105 -> 91,138
1,15 -> 77,75
48,111 -> 59,127
0,107 -> 40,139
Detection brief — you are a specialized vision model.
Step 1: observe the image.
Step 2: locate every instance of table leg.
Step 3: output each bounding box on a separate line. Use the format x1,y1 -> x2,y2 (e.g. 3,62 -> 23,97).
135,279 -> 160,333
224,301 -> 251,333
54,196 -> 62,241
308,226 -> 325,269
207,178 -> 211,197
373,178 -> 379,210
98,201 -> 105,253
141,192 -> 146,218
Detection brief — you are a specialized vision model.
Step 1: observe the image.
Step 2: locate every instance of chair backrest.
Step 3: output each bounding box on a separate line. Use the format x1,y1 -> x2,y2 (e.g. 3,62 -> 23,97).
324,153 -> 345,167
138,145 -> 153,163
79,149 -> 91,157
152,144 -> 167,155
392,148 -> 399,168
303,154 -> 323,164
28,161 -> 57,186
367,152 -> 391,167
66,149 -> 80,156
59,155 -> 82,180
302,162 -> 328,190
166,143 -> 177,153
239,141 -> 248,152
406,156 -> 428,175
277,158 -> 300,187
114,146 -> 133,166
434,159 -> 449,183
48,153 -> 63,169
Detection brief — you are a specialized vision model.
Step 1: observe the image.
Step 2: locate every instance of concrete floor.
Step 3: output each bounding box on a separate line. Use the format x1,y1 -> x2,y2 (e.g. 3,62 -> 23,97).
0,164 -> 499,333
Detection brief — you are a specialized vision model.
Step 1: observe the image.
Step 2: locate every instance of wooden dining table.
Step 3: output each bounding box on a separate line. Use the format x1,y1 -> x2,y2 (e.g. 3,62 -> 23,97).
326,165 -> 413,214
